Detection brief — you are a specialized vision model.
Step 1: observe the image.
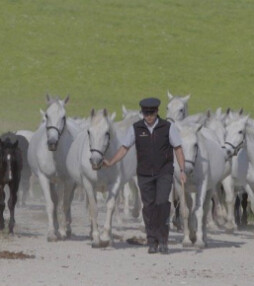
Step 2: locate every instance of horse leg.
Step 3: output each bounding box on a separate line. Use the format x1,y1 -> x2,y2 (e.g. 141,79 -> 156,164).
38,174 -> 58,241
62,180 -> 76,238
100,178 -> 122,246
19,172 -> 30,207
8,181 -> 19,234
202,189 -> 213,246
129,177 -> 142,219
0,186 -> 5,230
223,176 -> 237,232
193,181 -> 208,248
241,192 -> 248,226
175,180 -> 192,247
234,194 -> 241,227
122,183 -> 131,216
83,177 -> 100,247
213,184 -> 227,226
55,181 -> 68,240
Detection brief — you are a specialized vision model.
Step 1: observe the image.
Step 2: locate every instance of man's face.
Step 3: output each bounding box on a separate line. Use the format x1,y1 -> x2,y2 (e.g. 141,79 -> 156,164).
142,109 -> 158,126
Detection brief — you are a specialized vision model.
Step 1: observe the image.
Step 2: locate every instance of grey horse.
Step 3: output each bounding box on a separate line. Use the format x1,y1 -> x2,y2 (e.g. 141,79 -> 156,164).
27,95 -> 80,241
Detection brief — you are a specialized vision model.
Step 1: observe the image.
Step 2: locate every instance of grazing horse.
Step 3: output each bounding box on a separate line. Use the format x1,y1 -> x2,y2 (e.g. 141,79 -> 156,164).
28,95 -> 80,241
0,137 -> 22,233
67,109 -> 124,247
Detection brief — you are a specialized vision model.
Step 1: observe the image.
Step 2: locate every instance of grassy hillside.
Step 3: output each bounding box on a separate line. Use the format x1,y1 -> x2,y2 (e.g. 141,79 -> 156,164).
0,0 -> 253,131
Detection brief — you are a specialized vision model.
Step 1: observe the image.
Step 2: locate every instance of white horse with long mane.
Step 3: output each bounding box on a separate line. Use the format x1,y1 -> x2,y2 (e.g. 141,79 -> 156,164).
28,95 -> 80,241
66,109 -> 124,247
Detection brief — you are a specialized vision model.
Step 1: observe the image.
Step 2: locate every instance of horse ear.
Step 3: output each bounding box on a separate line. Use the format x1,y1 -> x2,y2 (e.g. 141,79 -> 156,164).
122,105 -> 127,118
64,95 -> 70,105
206,109 -> 211,118
182,94 -> 191,103
40,109 -> 46,122
40,109 -> 45,117
167,91 -> 173,101
110,112 -> 116,121
46,94 -> 52,105
226,108 -> 231,115
103,109 -> 108,117
239,108 -> 244,115
90,109 -> 95,118
215,107 -> 222,117
241,115 -> 249,125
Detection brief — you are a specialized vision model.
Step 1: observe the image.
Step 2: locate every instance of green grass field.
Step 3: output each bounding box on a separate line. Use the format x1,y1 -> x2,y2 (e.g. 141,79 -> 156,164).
0,0 -> 254,131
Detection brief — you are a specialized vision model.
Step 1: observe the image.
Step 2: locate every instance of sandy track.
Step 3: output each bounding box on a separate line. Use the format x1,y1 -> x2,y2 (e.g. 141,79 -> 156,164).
1,199 -> 254,286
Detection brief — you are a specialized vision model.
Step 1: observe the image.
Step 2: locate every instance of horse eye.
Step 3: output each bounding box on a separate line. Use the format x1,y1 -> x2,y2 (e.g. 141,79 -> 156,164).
238,130 -> 243,134
87,130 -> 90,135
45,114 -> 48,119
180,109 -> 184,113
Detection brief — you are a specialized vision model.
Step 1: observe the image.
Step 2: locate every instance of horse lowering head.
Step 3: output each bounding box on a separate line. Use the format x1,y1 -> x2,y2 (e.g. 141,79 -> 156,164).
45,94 -> 69,151
176,123 -> 201,175
0,138 -> 19,183
166,91 -> 190,122
222,115 -> 249,159
88,109 -> 111,170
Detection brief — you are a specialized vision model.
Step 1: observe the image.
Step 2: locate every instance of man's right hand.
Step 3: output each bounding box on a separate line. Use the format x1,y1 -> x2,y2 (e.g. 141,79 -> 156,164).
103,159 -> 111,167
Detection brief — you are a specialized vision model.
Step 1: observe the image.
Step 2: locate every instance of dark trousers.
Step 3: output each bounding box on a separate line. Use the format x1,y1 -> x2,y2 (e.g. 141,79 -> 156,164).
137,173 -> 172,245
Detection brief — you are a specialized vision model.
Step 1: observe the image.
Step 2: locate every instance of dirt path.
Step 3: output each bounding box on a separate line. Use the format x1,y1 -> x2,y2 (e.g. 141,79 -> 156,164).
1,199 -> 254,286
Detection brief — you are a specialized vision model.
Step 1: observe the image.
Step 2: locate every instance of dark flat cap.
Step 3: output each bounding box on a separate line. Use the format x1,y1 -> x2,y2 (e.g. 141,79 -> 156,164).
139,97 -> 161,110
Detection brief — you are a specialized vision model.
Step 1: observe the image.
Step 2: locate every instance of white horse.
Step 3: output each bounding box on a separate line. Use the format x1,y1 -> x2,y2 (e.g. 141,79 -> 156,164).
222,115 -> 254,229
166,91 -> 205,123
28,95 -> 80,241
66,109 -> 124,247
174,122 -> 229,247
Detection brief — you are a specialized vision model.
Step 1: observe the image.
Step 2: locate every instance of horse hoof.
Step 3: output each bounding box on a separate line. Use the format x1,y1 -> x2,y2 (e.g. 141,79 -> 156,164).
47,233 -> 58,242
99,240 -> 110,248
182,240 -> 193,247
195,241 -> 207,249
66,230 -> 72,239
91,241 -> 101,248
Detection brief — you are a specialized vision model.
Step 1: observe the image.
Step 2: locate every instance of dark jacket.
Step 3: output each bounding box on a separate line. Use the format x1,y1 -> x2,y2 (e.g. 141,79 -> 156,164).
133,117 -> 174,176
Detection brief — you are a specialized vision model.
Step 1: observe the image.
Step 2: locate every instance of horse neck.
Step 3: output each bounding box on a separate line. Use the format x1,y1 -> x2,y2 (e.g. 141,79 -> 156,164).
107,123 -> 119,155
245,127 -> 254,163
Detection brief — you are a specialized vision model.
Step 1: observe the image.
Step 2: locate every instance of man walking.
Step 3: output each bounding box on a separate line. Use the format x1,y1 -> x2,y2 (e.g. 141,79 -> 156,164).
103,97 -> 186,254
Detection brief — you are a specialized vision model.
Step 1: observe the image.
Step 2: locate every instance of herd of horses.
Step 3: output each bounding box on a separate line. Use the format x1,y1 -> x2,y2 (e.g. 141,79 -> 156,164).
1,93 -> 253,249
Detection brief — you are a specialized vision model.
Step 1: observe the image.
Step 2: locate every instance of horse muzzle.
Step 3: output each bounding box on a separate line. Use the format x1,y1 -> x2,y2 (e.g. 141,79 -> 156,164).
90,158 -> 103,171
47,142 -> 58,151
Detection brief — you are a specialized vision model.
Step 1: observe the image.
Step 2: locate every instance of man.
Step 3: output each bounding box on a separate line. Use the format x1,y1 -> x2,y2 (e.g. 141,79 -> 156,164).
103,97 -> 186,254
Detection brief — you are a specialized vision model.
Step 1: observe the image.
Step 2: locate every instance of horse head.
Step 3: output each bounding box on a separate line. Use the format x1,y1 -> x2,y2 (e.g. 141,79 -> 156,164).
87,109 -> 112,170
166,91 -> 190,122
44,95 -> 69,151
176,122 -> 201,175
222,115 -> 249,159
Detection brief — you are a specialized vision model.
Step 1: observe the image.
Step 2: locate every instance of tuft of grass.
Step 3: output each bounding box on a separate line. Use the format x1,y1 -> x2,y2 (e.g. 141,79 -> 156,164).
0,0 -> 254,131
